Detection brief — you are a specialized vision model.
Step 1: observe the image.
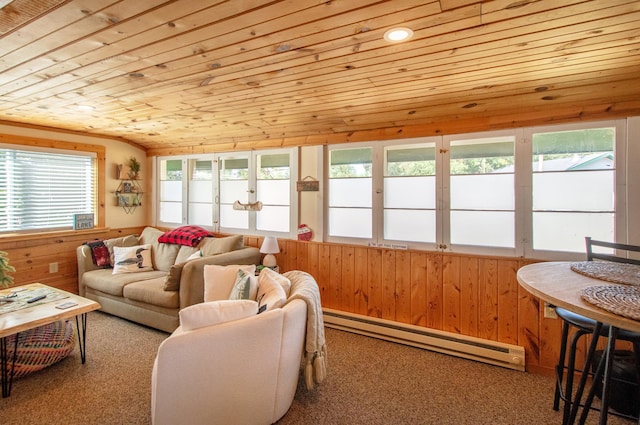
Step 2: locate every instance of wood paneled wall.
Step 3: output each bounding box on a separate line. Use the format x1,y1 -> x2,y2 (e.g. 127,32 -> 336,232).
245,236 -> 571,375
0,227 -> 145,295
1,229 -> 577,375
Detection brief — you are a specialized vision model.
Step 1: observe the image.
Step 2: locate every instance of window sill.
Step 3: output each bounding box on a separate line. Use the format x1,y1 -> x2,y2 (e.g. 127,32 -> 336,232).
0,228 -> 110,243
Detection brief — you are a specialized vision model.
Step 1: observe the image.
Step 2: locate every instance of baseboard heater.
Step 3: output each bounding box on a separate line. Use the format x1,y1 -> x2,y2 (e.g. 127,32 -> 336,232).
323,308 -> 525,371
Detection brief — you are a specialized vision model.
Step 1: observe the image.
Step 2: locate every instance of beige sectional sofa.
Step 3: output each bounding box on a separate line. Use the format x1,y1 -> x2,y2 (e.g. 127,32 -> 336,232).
76,227 -> 261,332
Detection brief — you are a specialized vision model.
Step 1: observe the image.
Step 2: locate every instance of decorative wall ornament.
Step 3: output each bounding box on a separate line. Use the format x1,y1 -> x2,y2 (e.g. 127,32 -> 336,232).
233,200 -> 263,211
296,176 -> 319,192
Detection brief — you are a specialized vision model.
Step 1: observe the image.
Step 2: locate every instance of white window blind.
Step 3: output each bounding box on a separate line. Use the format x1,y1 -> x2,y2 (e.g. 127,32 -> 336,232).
0,147 -> 96,232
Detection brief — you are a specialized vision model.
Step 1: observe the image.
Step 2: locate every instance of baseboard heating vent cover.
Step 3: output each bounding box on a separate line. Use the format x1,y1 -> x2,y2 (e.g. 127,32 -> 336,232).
323,309 -> 525,371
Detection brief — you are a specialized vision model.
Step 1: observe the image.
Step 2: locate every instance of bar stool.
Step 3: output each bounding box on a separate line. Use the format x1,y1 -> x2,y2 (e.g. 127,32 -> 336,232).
553,237 -> 640,425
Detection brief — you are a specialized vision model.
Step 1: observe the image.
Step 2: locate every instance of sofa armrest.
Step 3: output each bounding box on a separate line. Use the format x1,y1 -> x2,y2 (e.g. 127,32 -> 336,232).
76,245 -> 100,296
178,247 -> 261,309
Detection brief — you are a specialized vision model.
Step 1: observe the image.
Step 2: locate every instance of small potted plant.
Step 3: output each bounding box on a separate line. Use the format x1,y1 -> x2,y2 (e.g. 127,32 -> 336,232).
128,156 -> 141,179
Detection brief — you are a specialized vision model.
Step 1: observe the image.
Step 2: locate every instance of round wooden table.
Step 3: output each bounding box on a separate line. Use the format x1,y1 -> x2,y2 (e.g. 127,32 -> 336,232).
517,261 -> 640,425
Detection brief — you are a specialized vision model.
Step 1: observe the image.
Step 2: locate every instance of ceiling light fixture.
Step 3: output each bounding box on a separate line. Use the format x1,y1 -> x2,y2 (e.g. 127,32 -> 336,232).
383,27 -> 414,43
76,105 -> 95,111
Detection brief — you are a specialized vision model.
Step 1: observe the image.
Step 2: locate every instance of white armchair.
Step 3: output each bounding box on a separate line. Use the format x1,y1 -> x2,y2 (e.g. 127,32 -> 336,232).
151,298 -> 307,425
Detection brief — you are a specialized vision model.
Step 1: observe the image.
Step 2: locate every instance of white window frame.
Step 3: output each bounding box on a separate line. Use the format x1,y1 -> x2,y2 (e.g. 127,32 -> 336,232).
522,119 -> 626,261
0,143 -> 98,233
442,130 -> 521,257
325,120 -> 627,259
156,154 -> 216,229
215,148 -> 298,238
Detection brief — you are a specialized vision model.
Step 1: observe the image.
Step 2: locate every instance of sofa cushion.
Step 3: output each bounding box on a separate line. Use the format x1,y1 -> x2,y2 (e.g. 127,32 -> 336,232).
104,234 -> 139,266
258,267 -> 291,297
204,264 -> 256,302
139,227 -> 180,272
123,277 -> 180,309
179,300 -> 258,331
256,270 -> 287,313
163,262 -> 185,291
175,246 -> 200,264
113,244 -> 153,274
228,269 -> 258,300
158,225 -> 212,247
83,268 -> 166,297
199,235 -> 244,257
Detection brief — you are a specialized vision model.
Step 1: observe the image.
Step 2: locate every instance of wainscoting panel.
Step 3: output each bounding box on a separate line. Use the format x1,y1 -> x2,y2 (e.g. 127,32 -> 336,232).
247,238 -> 571,374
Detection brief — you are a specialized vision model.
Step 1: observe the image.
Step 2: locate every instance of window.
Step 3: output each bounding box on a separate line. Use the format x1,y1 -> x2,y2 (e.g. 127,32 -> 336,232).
325,120 -> 625,258
528,125 -> 618,254
158,157 -> 215,227
327,146 -> 373,240
0,145 -> 96,232
158,149 -> 296,235
218,149 -> 296,236
158,159 -> 183,225
383,142 -> 436,244
445,136 -> 515,250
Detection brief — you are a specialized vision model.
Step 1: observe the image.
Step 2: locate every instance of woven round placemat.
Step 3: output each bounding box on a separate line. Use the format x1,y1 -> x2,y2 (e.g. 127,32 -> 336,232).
581,285 -> 640,321
571,261 -> 640,287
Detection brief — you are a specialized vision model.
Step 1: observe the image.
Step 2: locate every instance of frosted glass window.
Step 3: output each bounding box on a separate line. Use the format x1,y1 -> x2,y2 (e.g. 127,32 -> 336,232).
257,180 -> 289,205
220,180 -> 248,204
533,212 -> 614,252
532,127 -> 615,252
533,171 -> 613,211
384,210 -> 435,243
160,180 -> 182,202
257,206 -> 290,232
451,211 -> 514,247
329,208 -> 372,238
189,203 -> 212,226
189,180 -> 212,203
384,176 -> 435,209
451,174 -> 513,210
448,137 -> 515,248
220,205 -> 248,229
159,202 -> 182,224
329,178 -> 371,208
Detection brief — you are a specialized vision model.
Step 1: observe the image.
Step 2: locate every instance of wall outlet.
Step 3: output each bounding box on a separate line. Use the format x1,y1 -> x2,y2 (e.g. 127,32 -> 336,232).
49,262 -> 58,274
543,302 -> 558,319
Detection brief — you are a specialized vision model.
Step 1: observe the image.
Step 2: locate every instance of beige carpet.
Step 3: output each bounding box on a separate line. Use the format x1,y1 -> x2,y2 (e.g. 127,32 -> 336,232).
0,311 -> 632,424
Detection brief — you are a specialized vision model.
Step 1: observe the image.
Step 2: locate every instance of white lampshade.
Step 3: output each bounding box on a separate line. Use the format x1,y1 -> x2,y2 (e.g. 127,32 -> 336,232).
260,236 -> 280,267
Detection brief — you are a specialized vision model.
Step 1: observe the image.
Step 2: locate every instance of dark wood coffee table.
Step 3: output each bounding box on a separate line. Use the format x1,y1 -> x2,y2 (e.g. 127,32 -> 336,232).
0,283 -> 101,397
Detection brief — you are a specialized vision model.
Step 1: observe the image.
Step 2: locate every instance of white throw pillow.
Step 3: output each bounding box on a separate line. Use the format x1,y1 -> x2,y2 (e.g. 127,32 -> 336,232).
228,269 -> 258,300
112,244 -> 153,274
256,270 -> 287,313
203,264 -> 256,302
258,267 -> 291,297
179,300 -> 258,331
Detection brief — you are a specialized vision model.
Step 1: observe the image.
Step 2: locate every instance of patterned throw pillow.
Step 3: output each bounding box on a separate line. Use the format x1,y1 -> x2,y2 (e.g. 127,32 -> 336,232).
157,225 -> 212,247
85,240 -> 111,268
112,244 -> 153,274
228,269 -> 258,300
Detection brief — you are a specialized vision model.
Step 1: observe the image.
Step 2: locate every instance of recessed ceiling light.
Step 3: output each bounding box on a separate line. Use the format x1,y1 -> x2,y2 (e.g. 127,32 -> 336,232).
76,105 -> 95,111
384,27 -> 414,43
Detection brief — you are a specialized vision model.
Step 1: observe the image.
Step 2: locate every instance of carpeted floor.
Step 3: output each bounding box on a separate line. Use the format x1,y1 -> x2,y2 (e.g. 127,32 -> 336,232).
0,311 -> 633,424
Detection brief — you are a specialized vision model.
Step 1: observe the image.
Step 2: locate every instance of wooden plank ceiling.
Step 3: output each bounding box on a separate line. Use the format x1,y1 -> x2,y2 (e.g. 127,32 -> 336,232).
0,0 -> 639,155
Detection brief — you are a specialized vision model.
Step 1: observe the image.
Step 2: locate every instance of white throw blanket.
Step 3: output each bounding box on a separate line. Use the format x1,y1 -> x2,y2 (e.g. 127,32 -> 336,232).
283,270 -> 327,390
